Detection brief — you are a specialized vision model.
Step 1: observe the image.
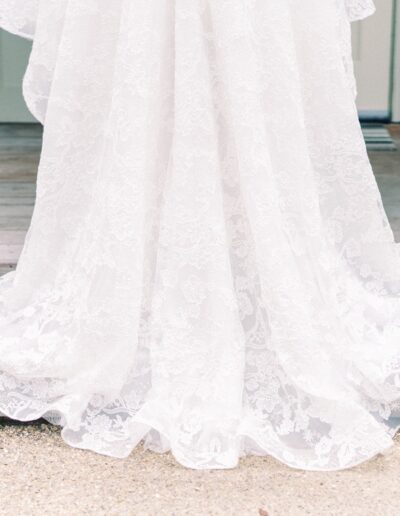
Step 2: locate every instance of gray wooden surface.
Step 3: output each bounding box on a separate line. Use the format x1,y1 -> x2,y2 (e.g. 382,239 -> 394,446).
0,123 -> 40,275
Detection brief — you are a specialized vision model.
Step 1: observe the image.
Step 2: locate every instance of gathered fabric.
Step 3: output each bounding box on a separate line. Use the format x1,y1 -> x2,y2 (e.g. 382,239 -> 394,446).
3,0 -> 400,472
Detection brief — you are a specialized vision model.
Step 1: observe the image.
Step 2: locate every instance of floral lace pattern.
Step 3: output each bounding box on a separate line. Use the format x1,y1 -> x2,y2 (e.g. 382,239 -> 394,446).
337,0 -> 377,98
0,0 -> 38,39
345,0 -> 376,21
1,0 -> 399,471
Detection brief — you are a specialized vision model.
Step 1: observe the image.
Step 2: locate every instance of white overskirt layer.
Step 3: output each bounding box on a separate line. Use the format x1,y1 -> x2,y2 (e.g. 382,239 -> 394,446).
3,0 -> 400,471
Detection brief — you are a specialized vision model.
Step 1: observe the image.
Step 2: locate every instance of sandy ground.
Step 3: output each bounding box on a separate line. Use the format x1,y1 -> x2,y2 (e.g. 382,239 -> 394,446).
0,420 -> 399,515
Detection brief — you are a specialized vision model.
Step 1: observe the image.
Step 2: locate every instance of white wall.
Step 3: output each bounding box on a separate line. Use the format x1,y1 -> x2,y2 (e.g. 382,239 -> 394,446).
0,30 -> 34,122
353,0 -> 394,119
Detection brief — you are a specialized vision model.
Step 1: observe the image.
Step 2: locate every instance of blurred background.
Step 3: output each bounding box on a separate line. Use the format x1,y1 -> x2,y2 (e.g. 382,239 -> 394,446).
0,0 -> 399,276
354,0 -> 399,123
0,0 -> 399,124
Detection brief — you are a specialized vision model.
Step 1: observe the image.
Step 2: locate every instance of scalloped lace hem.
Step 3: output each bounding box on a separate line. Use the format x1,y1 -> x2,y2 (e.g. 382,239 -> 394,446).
0,397 -> 398,471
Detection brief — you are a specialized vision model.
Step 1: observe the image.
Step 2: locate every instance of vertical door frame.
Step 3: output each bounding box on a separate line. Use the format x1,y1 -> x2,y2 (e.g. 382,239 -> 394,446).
391,0 -> 400,122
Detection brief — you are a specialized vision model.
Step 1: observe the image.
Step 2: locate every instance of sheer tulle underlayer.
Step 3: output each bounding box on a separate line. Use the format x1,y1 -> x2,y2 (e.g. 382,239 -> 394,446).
2,0 -> 400,471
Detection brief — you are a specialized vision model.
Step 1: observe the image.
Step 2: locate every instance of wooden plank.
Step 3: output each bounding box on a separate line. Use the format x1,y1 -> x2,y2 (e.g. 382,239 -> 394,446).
0,198 -> 35,206
0,264 -> 15,277
0,219 -> 31,230
0,181 -> 36,197
0,204 -> 34,217
0,243 -> 23,264
0,232 -> 26,267
0,123 -> 43,138
0,230 -> 26,243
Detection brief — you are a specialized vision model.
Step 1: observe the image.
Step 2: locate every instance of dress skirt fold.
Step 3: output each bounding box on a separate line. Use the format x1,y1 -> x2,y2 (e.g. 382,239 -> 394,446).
2,0 -> 400,471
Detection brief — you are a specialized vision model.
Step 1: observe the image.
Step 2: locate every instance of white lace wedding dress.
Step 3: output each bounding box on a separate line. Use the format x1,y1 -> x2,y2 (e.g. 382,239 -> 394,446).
1,0 -> 399,471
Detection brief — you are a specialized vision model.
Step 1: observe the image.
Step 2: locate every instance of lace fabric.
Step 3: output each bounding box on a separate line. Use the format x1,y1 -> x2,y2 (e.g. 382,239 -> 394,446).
345,0 -> 376,21
0,0 -> 38,39
1,0 -> 399,471
338,0 -> 377,98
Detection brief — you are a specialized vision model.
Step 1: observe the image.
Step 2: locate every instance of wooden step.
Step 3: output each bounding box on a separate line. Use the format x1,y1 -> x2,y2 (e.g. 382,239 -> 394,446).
0,230 -> 26,266
0,264 -> 15,277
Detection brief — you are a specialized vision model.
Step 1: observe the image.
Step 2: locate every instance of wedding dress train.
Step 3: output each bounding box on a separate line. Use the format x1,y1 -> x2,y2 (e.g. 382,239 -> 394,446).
1,0 -> 400,471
